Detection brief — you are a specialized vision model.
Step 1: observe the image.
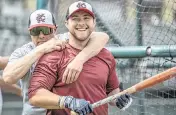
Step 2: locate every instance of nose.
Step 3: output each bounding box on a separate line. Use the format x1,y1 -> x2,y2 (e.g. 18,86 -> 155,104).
78,19 -> 86,25
38,31 -> 45,39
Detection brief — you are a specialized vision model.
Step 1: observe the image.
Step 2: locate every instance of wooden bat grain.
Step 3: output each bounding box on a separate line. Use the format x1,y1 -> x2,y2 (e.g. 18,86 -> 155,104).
71,67 -> 176,115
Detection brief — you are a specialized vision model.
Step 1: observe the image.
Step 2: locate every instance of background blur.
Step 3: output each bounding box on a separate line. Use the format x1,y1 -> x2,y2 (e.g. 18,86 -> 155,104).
0,0 -> 176,115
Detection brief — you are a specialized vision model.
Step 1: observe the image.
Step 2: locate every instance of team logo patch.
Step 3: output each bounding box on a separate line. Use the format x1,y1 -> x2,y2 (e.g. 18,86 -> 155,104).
36,13 -> 45,23
77,2 -> 86,8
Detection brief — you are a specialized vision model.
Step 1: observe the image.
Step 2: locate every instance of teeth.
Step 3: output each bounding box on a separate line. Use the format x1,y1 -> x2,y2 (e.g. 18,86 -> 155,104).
77,29 -> 86,31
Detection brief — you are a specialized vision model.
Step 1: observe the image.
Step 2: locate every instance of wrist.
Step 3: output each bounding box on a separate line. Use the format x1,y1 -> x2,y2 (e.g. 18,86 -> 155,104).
58,96 -> 66,109
35,46 -> 46,57
73,57 -> 85,65
75,50 -> 90,64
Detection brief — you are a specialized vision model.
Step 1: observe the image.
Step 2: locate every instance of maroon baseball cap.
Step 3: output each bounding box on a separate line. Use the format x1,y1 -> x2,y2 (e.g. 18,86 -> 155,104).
66,1 -> 95,20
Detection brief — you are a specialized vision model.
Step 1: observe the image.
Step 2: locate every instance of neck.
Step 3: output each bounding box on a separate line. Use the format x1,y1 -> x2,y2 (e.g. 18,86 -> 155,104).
68,33 -> 90,50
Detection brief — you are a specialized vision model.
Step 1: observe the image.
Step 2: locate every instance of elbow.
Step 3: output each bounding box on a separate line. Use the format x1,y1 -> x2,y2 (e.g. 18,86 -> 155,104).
3,69 -> 18,84
3,74 -> 16,84
96,32 -> 109,42
103,33 -> 110,42
29,90 -> 42,107
29,96 -> 38,106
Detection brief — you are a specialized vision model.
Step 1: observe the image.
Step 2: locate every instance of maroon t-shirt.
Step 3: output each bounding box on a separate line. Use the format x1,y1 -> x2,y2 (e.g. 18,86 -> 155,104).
28,44 -> 119,115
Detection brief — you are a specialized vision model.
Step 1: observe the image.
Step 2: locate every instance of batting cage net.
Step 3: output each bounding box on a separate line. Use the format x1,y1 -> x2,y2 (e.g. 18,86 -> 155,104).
0,0 -> 176,115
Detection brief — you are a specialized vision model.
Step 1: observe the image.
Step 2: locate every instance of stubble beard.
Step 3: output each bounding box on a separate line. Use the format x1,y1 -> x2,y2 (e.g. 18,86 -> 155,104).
71,31 -> 90,42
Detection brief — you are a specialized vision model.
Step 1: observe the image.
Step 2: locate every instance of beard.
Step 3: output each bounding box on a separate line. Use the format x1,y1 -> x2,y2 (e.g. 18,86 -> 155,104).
70,30 -> 92,42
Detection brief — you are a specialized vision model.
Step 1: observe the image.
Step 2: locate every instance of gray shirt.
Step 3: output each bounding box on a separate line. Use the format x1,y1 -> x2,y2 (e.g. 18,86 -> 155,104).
8,33 -> 68,115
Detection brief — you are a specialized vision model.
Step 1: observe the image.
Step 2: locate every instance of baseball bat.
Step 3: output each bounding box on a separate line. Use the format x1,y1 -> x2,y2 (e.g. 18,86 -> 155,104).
71,67 -> 176,115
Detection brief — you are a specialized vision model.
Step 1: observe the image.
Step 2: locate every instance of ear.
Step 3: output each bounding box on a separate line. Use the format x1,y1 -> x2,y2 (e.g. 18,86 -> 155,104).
55,25 -> 58,28
54,25 -> 58,31
65,20 -> 68,29
93,18 -> 96,27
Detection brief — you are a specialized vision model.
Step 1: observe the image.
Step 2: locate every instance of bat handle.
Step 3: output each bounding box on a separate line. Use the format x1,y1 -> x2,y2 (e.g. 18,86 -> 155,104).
70,111 -> 78,115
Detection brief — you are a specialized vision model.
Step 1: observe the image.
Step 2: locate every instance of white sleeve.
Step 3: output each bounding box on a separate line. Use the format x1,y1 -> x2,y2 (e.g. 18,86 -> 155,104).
8,43 -> 34,63
57,32 -> 69,41
8,48 -> 25,63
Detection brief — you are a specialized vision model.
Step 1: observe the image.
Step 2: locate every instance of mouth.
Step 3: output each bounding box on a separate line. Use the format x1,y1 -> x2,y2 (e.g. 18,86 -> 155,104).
76,28 -> 88,31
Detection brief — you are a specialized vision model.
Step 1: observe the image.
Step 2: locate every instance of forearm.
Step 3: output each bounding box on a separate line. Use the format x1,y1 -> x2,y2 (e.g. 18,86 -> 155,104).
29,88 -> 93,114
0,56 -> 9,70
29,88 -> 61,109
3,47 -> 44,84
108,88 -> 121,106
75,32 -> 109,63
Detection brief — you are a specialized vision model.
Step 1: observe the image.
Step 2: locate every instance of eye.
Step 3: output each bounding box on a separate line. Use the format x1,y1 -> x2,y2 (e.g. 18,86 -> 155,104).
84,16 -> 91,20
72,17 -> 80,21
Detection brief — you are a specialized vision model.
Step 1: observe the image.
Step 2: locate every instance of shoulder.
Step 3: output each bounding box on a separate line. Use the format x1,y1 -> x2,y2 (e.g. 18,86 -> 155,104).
21,42 -> 35,50
39,50 -> 65,64
96,48 -> 116,67
12,42 -> 35,54
98,48 -> 114,59
39,45 -> 74,64
9,42 -> 35,60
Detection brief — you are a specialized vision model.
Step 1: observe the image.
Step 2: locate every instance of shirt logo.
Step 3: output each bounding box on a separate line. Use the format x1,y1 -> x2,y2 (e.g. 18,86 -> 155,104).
36,13 -> 45,23
77,2 -> 86,8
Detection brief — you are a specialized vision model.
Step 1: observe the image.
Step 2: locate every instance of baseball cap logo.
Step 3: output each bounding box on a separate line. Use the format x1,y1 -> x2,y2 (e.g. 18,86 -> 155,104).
36,13 -> 45,23
77,2 -> 86,8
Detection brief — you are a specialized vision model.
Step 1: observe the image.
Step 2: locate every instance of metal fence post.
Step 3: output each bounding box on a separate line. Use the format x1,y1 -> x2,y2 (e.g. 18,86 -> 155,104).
36,0 -> 48,9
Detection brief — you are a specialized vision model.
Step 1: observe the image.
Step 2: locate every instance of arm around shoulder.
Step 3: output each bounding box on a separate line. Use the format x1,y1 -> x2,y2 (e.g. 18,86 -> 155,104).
61,32 -> 109,84
75,32 -> 109,63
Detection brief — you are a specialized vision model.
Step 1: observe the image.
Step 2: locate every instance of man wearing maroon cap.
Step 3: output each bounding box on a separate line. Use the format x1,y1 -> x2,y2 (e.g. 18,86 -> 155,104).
28,1 -> 132,115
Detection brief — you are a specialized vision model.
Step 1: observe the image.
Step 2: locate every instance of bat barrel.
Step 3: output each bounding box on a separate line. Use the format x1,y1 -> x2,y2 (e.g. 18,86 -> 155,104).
134,67 -> 176,92
71,67 -> 176,114
92,67 -> 176,108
